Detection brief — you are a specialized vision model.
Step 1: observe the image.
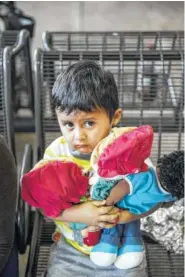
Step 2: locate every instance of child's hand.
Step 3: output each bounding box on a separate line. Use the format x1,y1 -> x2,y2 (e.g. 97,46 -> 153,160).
76,200 -> 120,227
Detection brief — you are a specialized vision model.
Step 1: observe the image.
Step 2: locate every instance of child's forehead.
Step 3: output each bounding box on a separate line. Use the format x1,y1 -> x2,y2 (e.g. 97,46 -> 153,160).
56,108 -> 108,121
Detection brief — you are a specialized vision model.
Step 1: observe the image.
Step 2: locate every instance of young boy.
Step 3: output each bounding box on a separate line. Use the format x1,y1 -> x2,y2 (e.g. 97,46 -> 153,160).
41,60 -> 161,277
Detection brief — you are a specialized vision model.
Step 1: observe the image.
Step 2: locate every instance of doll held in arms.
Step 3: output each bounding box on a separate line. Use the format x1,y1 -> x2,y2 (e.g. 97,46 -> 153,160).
88,125 -> 184,268
21,125 -> 184,269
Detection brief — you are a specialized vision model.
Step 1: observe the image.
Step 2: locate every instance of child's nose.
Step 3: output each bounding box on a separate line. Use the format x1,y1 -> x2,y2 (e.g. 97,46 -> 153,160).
74,128 -> 87,142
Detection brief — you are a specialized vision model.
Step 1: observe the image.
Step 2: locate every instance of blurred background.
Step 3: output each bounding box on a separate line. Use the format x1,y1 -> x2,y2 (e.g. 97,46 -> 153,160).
18,1 -> 184,51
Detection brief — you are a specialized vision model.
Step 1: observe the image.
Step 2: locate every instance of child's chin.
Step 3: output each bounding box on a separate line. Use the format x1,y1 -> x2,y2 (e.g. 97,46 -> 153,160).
78,148 -> 90,154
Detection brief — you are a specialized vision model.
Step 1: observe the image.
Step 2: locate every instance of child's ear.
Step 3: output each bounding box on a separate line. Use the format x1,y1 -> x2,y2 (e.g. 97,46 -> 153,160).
111,108 -> 122,127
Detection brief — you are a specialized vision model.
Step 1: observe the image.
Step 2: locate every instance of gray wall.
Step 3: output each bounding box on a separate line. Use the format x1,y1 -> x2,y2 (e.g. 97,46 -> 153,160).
17,1 -> 184,50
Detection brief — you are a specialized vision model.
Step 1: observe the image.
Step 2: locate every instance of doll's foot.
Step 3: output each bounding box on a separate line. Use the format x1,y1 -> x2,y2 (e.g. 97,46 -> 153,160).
114,242 -> 144,269
90,242 -> 118,266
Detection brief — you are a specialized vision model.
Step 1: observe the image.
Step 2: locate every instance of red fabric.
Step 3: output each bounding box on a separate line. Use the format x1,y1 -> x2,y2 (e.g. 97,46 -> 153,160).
21,161 -> 88,217
97,125 -> 154,178
83,229 -> 102,246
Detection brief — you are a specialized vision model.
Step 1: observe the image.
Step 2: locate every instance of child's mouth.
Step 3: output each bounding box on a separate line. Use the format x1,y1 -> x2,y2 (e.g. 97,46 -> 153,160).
74,145 -> 89,151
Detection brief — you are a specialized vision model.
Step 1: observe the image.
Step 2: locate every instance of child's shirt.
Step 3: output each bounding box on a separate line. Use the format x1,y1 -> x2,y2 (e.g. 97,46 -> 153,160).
43,136 -> 93,255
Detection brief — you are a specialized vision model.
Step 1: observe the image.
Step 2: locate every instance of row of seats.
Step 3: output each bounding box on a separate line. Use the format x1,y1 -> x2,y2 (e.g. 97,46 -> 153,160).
0,30 -> 184,277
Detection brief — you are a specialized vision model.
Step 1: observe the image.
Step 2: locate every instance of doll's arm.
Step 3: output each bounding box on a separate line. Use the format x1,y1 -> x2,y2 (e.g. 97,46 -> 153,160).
117,203 -> 162,224
106,179 -> 130,206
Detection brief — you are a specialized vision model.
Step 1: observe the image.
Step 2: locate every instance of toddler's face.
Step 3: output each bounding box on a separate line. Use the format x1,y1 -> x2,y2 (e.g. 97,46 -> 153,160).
56,108 -> 121,155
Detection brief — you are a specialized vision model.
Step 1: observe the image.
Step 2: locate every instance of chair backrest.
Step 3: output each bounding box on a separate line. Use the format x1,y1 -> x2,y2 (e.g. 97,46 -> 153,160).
0,31 -> 18,149
0,30 -> 18,48
34,49 -> 184,164
0,29 -> 34,157
0,135 -> 17,275
42,31 -> 184,52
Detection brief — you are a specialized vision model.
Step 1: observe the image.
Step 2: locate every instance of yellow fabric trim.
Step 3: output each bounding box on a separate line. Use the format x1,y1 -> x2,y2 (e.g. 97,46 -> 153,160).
64,237 -> 91,255
55,220 -> 73,234
71,156 -> 91,170
45,148 -> 56,157
60,137 -> 66,144
55,220 -> 92,255
48,154 -> 91,170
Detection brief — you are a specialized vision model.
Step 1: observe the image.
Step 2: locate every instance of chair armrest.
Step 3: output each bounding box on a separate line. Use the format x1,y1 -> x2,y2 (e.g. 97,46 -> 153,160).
25,211 -> 44,277
16,144 -> 33,254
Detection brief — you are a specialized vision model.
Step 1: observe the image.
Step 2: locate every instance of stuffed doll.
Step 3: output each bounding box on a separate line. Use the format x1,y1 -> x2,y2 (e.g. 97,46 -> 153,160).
21,159 -> 103,247
88,126 -> 184,269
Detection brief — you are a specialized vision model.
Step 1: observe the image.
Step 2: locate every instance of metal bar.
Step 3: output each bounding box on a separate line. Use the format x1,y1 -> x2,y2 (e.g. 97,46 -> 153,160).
133,32 -> 141,104
25,211 -> 43,277
3,46 -> 16,159
177,49 -> 184,150
158,33 -> 164,160
45,31 -> 184,36
86,33 -> 89,51
139,36 -> 144,125
34,48 -> 44,159
11,30 -> 30,57
67,33 -> 71,51
42,31 -> 53,51
23,36 -> 34,114
43,50 -> 183,61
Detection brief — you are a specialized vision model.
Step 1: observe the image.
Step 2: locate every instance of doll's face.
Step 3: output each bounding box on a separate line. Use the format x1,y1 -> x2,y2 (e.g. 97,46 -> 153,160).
56,108 -> 122,155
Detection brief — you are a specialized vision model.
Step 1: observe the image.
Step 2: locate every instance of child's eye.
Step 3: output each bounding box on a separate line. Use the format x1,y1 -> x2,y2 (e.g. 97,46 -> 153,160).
84,121 -> 94,128
65,122 -> 74,130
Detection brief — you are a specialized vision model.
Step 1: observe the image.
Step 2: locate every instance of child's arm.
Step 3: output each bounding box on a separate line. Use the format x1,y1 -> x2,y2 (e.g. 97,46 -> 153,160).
53,200 -> 120,227
117,203 -> 162,224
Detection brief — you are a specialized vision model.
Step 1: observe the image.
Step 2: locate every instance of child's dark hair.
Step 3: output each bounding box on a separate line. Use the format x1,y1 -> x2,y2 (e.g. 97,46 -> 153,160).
52,60 -> 119,119
157,150 -> 184,200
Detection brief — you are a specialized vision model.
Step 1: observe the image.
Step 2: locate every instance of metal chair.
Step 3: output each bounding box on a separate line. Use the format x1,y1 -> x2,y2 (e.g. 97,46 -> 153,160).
0,30 -> 33,264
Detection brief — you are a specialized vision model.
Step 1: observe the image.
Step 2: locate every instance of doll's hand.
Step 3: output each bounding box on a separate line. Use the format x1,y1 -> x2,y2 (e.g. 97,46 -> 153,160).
105,179 -> 130,206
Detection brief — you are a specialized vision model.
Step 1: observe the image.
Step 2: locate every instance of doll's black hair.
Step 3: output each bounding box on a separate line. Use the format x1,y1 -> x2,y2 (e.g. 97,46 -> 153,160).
157,150 -> 184,200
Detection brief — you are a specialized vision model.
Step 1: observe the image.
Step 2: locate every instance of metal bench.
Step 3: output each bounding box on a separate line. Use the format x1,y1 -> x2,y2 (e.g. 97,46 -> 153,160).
42,31 -> 184,52
34,49 -> 183,164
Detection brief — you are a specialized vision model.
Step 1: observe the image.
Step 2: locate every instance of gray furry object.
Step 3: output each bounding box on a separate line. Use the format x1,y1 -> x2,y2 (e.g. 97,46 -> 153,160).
141,199 -> 184,254
0,135 -> 17,273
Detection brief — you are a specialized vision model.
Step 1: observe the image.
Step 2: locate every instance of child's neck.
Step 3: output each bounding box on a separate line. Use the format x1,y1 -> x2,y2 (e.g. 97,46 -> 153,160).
69,147 -> 91,161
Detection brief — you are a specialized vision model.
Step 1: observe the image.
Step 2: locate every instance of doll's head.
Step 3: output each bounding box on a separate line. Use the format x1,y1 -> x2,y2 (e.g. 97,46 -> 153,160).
90,125 -> 154,179
156,150 -> 184,200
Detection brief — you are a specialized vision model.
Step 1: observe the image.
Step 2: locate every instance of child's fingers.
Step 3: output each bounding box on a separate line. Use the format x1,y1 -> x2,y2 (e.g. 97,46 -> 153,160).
98,205 -> 120,215
98,222 -> 116,229
92,200 -> 106,207
98,213 -> 120,224
107,207 -> 121,215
